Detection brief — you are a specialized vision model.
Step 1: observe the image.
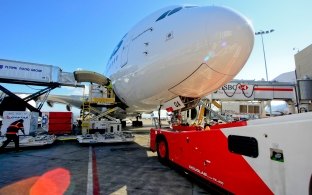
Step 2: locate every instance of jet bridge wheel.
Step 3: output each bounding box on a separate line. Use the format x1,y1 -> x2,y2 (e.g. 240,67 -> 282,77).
156,137 -> 169,165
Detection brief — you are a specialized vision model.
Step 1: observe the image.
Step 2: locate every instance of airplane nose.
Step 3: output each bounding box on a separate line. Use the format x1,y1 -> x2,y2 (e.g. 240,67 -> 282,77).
203,6 -> 254,76
168,6 -> 254,98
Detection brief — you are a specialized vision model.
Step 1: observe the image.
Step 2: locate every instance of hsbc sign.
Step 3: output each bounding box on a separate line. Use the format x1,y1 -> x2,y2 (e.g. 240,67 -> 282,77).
212,83 -> 254,100
238,84 -> 248,90
222,84 -> 249,91
208,82 -> 296,101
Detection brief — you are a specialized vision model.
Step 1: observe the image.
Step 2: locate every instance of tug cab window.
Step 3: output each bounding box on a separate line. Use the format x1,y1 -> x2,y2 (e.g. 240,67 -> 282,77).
168,7 -> 183,16
228,135 -> 259,158
156,10 -> 171,22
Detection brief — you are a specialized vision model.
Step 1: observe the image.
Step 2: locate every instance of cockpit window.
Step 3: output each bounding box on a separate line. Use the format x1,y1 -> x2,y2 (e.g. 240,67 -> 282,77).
168,7 -> 183,16
155,7 -> 184,22
109,40 -> 123,60
156,10 -> 171,22
184,6 -> 198,8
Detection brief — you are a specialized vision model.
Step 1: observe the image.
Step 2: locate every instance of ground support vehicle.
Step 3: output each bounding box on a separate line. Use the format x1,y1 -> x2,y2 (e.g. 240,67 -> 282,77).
0,134 -> 56,148
150,112 -> 312,195
78,83 -> 134,144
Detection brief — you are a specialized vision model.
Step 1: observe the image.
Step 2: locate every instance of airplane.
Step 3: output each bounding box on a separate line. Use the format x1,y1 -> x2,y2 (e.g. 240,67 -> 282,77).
1,5 -> 254,125
104,5 -> 254,114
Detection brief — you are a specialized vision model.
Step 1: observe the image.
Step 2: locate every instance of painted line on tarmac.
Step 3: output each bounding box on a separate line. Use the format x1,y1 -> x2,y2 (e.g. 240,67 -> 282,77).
87,146 -> 93,195
92,146 -> 100,195
87,146 -> 100,195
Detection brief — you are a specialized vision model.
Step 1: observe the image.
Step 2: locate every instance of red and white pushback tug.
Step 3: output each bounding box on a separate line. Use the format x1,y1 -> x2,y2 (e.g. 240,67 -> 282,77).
150,112 -> 312,195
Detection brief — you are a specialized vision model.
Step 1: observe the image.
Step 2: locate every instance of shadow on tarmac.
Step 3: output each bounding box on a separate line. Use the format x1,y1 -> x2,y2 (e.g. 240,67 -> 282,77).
93,138 -> 213,195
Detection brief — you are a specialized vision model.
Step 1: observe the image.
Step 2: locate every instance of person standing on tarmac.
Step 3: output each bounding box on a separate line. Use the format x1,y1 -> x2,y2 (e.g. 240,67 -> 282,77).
0,119 -> 25,152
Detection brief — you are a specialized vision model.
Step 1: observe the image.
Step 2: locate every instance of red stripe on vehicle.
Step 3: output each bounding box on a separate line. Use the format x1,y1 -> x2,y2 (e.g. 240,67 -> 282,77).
254,87 -> 293,91
166,107 -> 174,112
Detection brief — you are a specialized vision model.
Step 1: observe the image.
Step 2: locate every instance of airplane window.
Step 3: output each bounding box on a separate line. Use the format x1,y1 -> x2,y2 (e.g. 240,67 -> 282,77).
168,7 -> 183,16
156,10 -> 171,22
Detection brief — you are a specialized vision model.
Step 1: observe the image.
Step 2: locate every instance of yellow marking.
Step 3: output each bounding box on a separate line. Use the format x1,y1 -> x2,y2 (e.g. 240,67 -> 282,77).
197,106 -> 205,125
212,100 -> 221,109
82,122 -> 90,127
90,97 -> 115,104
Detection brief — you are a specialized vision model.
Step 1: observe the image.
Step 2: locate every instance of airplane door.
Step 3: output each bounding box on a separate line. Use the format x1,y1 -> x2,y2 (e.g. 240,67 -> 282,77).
121,39 -> 130,68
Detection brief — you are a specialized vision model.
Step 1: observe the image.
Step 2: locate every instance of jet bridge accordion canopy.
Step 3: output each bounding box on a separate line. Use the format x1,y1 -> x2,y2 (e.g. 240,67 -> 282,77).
73,70 -> 109,86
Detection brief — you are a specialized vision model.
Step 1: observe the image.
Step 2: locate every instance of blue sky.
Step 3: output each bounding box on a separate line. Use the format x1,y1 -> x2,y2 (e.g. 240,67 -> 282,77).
0,0 -> 311,112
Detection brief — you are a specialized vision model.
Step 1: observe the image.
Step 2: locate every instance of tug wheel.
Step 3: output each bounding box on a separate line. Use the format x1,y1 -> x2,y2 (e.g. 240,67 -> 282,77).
157,138 -> 169,164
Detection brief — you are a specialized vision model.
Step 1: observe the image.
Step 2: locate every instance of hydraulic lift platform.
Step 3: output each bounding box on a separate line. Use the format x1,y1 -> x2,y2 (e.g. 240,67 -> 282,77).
77,83 -> 134,144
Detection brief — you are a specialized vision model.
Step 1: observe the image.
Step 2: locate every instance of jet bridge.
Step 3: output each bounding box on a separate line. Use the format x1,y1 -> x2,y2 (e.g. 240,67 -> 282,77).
205,80 -> 297,119
0,59 -> 109,115
208,80 -> 296,101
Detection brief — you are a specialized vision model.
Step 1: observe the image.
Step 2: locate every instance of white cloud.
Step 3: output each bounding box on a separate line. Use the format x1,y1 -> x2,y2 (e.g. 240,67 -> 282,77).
62,85 -> 89,95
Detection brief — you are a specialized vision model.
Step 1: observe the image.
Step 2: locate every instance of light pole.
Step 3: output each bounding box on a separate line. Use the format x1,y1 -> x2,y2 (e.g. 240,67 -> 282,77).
255,29 -> 274,117
255,29 -> 274,81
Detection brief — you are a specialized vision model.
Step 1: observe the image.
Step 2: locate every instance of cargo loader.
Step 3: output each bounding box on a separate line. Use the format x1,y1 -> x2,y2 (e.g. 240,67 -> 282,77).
77,84 -> 134,144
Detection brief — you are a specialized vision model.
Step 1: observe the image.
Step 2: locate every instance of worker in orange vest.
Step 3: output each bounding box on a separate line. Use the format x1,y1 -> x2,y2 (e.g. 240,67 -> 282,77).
0,119 -> 25,152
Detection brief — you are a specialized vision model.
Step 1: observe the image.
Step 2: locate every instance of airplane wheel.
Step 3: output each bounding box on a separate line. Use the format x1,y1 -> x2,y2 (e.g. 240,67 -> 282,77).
157,138 -> 169,165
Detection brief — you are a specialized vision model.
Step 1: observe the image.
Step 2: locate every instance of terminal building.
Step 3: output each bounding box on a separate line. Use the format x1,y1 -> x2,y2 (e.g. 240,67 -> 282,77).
294,43 -> 312,112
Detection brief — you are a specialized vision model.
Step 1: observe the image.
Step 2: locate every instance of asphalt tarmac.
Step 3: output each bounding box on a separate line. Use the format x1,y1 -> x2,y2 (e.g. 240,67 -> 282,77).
0,123 -> 213,195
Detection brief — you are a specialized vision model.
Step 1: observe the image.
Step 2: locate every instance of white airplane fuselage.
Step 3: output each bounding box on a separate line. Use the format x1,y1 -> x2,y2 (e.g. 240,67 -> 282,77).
105,5 -> 254,112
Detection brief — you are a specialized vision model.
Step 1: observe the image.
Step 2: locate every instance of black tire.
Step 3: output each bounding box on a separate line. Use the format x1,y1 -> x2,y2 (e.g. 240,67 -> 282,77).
309,174 -> 312,195
121,121 -> 126,128
156,138 -> 169,165
132,121 -> 143,127
191,108 -> 198,120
